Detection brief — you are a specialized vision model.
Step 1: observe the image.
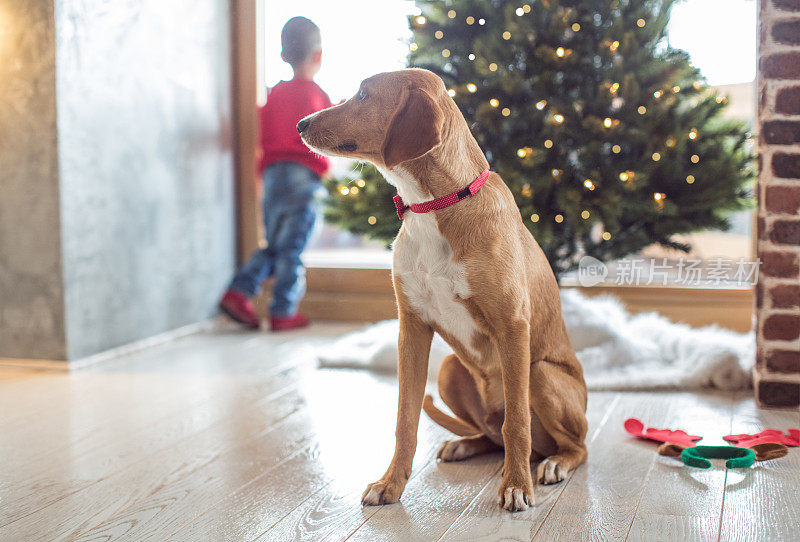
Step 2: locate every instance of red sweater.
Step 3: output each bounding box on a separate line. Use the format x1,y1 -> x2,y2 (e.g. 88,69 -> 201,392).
258,78 -> 333,177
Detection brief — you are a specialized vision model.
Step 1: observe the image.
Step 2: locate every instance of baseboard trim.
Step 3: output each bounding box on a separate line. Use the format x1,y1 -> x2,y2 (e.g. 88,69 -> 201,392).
0,358 -> 70,371
0,318 -> 217,371
288,267 -> 755,332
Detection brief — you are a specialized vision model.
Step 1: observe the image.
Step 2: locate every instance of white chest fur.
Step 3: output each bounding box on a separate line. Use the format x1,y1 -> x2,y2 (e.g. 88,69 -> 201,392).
383,168 -> 480,360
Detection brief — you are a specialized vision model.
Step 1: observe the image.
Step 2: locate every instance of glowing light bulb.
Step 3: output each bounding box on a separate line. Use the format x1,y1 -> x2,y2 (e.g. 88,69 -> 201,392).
536,100 -> 546,110
489,98 -> 499,107
502,107 -> 511,116
531,213 -> 540,222
691,154 -> 699,163
619,171 -> 630,181
489,62 -> 498,71
553,114 -> 565,124
435,30 -> 444,39
610,40 -> 619,52
416,16 -> 426,25
638,106 -> 647,114
368,216 -> 377,225
447,88 -> 456,97
556,47 -> 566,57
552,168 -> 561,177
409,42 -> 418,51
350,186 -> 359,195
637,18 -> 646,27
688,129 -> 697,139
572,22 -> 581,31
652,152 -> 661,161
356,179 -> 366,187
516,7 -> 524,16
479,18 -> 486,25
672,86 -> 681,93
581,210 -> 590,219
610,82 -> 620,93
468,53 -> 476,60
653,192 -> 665,201
467,83 -> 477,93
665,137 -> 676,147
442,49 -> 451,58
523,4 -> 531,13
654,90 -> 663,99
686,175 -> 695,184
503,31 -> 512,40
544,139 -> 553,148
466,16 -> 475,25
602,231 -> 611,241
340,187 -> 350,195
448,9 -> 456,18
584,179 -> 595,190
603,117 -> 613,128
517,148 -> 527,158
612,144 -> 621,153
555,214 -> 564,223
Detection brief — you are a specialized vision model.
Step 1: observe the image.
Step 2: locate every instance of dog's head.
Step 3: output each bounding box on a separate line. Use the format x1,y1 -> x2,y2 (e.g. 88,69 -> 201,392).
298,69 -> 447,170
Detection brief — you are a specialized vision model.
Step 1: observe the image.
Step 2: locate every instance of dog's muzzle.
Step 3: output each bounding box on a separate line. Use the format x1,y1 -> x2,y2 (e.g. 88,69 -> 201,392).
296,118 -> 311,134
334,141 -> 358,152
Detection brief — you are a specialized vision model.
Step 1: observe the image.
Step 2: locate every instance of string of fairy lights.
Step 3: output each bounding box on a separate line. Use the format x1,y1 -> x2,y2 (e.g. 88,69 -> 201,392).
336,3 -> 729,240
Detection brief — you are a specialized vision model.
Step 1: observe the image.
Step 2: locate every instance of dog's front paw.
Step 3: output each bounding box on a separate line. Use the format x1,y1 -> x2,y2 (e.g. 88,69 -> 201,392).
361,479 -> 405,506
498,476 -> 534,512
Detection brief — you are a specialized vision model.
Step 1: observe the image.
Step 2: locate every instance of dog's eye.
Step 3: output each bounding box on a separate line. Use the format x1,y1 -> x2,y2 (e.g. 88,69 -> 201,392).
356,88 -> 368,101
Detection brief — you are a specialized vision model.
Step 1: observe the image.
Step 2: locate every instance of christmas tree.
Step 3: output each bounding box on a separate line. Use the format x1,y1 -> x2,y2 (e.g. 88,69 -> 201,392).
324,0 -> 754,277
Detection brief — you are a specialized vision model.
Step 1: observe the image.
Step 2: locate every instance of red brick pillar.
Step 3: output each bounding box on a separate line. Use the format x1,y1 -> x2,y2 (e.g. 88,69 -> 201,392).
755,0 -> 800,408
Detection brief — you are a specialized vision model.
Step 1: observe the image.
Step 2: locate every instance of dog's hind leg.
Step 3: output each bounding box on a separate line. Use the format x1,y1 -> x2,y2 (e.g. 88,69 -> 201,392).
435,354 -> 487,431
430,354 -> 502,461
530,360 -> 588,485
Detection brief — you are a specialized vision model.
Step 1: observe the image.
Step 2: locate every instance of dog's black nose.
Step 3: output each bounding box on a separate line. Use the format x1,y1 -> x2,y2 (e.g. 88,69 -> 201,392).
296,118 -> 310,134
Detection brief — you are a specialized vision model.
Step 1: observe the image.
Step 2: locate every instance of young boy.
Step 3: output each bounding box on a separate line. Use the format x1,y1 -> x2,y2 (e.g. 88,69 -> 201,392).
220,16 -> 332,331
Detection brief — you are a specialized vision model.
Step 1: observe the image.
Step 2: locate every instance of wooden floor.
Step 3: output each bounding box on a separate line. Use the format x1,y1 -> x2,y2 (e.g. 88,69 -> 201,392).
1,324 -> 797,542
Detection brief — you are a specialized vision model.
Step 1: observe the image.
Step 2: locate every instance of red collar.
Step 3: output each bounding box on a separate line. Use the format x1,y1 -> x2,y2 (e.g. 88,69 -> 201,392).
393,169 -> 490,219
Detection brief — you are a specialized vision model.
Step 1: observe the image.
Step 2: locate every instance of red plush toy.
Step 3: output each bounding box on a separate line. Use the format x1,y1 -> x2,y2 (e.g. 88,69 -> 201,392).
723,429 -> 799,448
623,418 -> 703,448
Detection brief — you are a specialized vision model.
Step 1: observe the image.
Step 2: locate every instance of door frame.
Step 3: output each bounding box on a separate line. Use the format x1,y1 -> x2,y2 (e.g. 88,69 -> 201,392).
230,0 -> 261,265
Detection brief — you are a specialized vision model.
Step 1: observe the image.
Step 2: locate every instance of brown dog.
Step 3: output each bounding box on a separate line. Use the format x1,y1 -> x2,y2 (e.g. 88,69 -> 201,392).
298,68 -> 587,512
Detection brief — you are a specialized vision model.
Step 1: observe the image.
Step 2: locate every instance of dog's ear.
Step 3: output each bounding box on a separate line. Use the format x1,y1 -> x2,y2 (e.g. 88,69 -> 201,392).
382,88 -> 444,169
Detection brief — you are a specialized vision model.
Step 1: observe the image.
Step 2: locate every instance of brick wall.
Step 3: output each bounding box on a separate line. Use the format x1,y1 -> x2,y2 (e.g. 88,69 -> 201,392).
756,0 -> 800,408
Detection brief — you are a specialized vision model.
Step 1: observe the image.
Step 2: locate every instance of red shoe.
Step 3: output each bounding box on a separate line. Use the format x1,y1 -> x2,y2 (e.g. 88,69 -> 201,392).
219,290 -> 260,329
270,313 -> 310,331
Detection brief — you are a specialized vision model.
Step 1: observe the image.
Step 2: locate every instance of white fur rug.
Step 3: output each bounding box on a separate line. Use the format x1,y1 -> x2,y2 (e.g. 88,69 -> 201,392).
318,290 -> 755,391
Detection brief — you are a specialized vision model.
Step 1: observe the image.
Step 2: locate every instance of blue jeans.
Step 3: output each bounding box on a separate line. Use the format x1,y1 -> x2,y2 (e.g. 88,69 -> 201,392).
229,162 -> 324,317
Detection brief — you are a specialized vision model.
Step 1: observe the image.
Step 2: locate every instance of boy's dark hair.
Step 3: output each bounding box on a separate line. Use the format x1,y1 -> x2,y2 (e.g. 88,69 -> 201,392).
281,16 -> 321,66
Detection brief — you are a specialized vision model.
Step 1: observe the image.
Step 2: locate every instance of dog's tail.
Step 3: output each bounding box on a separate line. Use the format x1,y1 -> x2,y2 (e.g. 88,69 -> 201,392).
422,395 -> 481,437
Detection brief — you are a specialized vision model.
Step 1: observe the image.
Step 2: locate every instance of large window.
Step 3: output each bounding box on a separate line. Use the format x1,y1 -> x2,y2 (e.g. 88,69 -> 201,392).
259,0 -> 757,277
652,0 -> 756,267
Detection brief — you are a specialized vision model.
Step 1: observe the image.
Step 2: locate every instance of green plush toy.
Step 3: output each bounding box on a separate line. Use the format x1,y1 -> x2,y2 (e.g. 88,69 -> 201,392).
680,445 -> 756,469
657,441 -> 789,467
